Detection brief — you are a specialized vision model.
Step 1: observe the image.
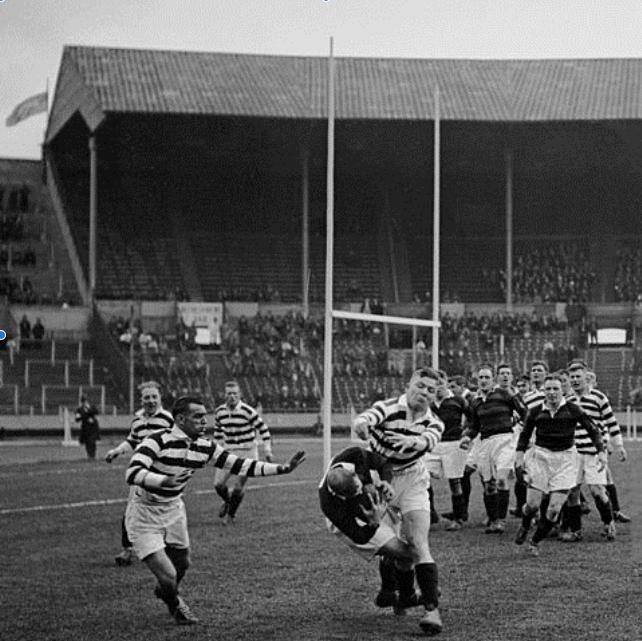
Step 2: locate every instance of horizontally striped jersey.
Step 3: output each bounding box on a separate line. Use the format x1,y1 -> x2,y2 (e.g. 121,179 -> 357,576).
523,388 -> 546,412
571,387 -> 623,452
213,401 -> 271,449
358,394 -> 444,469
126,407 -> 174,449
465,388 -> 527,440
517,400 -> 603,453
431,393 -> 469,441
126,426 -> 285,502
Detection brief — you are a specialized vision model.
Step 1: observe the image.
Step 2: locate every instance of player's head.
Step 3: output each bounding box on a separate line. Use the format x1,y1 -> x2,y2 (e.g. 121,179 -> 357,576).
568,360 -> 588,393
496,363 -> 513,390
406,368 -> 440,410
172,395 -> 207,439
139,381 -> 161,415
530,360 -> 548,387
448,375 -> 467,396
543,374 -> 563,406
555,369 -> 572,395
515,375 -> 530,396
435,369 -> 449,399
326,464 -> 363,498
476,365 -> 494,392
224,381 -> 241,407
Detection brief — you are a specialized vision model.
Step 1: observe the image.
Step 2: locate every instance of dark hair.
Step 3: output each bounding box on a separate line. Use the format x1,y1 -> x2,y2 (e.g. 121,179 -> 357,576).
568,359 -> 587,372
530,360 -> 549,372
518,374 -> 531,383
554,368 -> 569,377
496,363 -> 512,374
172,395 -> 205,418
225,380 -> 240,389
412,368 -> 440,381
544,374 -> 563,384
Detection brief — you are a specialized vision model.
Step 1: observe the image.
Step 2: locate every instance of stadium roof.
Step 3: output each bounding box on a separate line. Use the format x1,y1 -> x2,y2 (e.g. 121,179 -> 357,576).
46,45 -> 642,143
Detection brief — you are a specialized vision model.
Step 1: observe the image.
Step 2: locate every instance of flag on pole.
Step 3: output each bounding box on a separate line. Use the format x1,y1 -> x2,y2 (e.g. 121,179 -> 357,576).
5,92 -> 48,127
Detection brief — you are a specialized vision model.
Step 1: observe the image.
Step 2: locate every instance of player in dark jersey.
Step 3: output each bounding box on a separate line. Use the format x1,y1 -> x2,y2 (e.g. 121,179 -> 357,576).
460,365 -> 527,534
427,371 -> 470,530
319,446 -> 421,615
514,374 -> 604,556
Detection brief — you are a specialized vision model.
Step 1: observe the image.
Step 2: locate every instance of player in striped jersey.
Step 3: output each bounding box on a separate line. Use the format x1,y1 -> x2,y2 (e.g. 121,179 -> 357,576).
460,365 -> 527,533
428,371 -> 471,530
125,395 -> 305,625
560,360 -> 626,542
212,381 -> 273,523
562,360 -> 621,541
105,381 -> 174,566
353,368 -> 445,635
514,374 -> 605,556
511,361 -> 547,518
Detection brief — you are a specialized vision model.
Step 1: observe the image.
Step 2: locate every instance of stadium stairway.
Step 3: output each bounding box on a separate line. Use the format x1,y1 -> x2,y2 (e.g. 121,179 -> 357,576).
593,348 -> 627,409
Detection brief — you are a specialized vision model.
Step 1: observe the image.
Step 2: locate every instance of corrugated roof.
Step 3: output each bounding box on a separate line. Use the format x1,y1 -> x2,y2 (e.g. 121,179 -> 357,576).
55,46 -> 642,127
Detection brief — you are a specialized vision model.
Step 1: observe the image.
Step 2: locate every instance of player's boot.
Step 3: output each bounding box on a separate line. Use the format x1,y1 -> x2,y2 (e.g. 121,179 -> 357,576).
614,510 -> 631,523
374,590 -> 398,608
559,529 -> 583,542
603,521 -> 616,541
445,520 -> 462,531
218,501 -> 229,519
514,526 -> 529,545
527,541 -> 540,557
114,548 -> 133,566
419,608 -> 443,635
173,597 -> 199,625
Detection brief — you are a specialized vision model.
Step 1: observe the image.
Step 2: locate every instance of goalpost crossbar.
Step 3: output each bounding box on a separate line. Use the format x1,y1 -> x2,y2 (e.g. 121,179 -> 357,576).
332,309 -> 440,328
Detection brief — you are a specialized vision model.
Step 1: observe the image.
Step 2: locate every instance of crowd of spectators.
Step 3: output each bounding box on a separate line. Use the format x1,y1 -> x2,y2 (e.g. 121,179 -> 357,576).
497,243 -> 595,303
215,285 -> 282,303
613,246 -> 642,302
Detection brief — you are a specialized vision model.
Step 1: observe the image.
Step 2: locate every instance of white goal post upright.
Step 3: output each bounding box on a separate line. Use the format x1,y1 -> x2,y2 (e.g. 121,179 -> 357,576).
321,41 -> 442,468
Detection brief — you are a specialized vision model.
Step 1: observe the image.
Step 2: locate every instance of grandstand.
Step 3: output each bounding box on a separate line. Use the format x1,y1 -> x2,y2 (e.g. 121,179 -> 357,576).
1,48 -> 642,426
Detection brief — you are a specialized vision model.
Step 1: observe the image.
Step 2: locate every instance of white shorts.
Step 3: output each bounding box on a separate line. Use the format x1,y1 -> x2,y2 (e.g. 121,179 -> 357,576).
426,441 -> 468,479
389,460 -> 431,514
576,453 -> 607,486
525,446 -> 577,493
476,433 -> 515,482
465,436 -> 481,470
125,493 -> 189,560
326,508 -> 402,560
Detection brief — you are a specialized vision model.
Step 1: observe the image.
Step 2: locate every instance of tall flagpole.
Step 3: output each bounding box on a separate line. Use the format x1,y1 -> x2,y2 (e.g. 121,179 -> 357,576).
431,86 -> 440,368
323,37 -> 335,469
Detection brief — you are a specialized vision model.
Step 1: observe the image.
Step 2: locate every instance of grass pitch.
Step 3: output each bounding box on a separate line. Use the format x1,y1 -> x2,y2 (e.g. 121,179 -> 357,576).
1,437 -> 640,641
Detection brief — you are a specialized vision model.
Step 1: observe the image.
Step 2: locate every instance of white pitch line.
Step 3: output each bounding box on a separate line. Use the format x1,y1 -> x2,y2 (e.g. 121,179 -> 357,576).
0,478 -> 317,515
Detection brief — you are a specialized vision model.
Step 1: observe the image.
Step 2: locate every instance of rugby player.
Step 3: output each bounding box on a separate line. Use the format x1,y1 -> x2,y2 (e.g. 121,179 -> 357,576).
125,395 -> 305,625
212,381 -> 273,524
353,368 -> 445,635
105,381 -> 174,566
514,374 -> 605,556
460,365 -> 527,534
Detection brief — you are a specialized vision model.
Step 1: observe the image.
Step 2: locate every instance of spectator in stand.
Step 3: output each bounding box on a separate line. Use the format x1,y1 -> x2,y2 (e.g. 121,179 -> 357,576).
32,318 -> 45,348
19,314 -> 30,344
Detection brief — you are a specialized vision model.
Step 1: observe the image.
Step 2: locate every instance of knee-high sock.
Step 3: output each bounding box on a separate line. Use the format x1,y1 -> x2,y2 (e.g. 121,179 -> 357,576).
452,493 -> 467,522
415,563 -> 439,610
166,546 -> 190,586
428,486 -> 439,519
594,495 -> 614,524
121,514 -> 132,549
483,492 -> 498,522
157,583 -> 180,611
514,479 -> 527,511
539,493 -> 551,519
396,568 -> 416,599
378,557 -> 397,592
497,489 -> 510,519
567,504 -> 582,532
605,484 -> 621,513
532,516 -> 556,544
461,471 -> 472,517
228,489 -> 245,517
560,502 -> 570,530
215,485 -> 230,503
521,504 -> 537,531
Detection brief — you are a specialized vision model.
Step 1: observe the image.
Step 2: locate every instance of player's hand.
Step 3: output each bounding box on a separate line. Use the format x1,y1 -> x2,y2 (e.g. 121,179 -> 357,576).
105,449 -> 119,463
606,441 -> 614,455
359,491 -> 386,527
459,436 -> 471,451
161,469 -> 192,488
281,450 -> 306,473
596,452 -> 607,473
384,431 -> 424,453
377,481 -> 395,501
616,446 -> 627,462
352,418 -> 369,440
